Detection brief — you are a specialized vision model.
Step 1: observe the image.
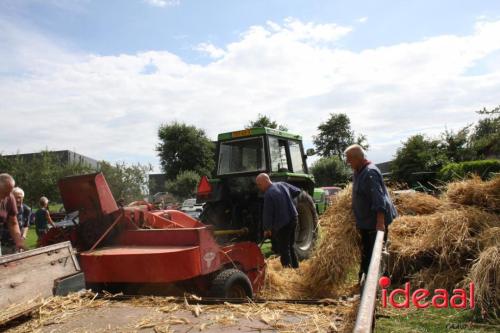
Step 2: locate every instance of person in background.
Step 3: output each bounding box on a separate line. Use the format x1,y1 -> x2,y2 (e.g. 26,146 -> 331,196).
34,196 -> 56,241
0,174 -> 27,255
344,144 -> 397,283
1,187 -> 31,251
256,173 -> 301,268
13,187 -> 31,239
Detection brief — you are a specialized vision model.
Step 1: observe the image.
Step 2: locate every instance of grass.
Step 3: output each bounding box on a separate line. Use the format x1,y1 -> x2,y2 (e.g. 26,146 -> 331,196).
376,296 -> 499,332
260,240 -> 273,257
25,225 -> 38,249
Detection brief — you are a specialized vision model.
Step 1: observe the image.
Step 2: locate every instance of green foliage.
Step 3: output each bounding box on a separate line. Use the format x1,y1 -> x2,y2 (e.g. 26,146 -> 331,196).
313,113 -> 368,159
0,151 -> 94,206
0,151 -> 152,206
391,106 -> 499,185
391,135 -> 448,185
246,114 -> 288,131
469,106 -> 499,159
439,159 -> 500,181
440,127 -> 474,162
98,161 -> 152,202
310,156 -> 350,186
165,170 -> 201,200
157,122 -> 215,180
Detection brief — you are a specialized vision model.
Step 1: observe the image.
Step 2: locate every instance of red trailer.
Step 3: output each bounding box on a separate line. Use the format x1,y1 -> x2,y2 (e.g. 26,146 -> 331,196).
42,173 -> 266,298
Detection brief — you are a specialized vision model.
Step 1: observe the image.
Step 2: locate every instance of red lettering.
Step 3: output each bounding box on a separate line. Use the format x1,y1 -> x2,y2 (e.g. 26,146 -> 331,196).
382,289 -> 388,308
432,289 -> 449,308
389,282 -> 410,308
450,289 -> 467,308
412,289 -> 430,308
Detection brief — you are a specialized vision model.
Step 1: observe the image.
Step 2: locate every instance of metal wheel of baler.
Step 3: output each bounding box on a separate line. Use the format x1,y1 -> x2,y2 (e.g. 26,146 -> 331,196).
294,191 -> 319,260
209,268 -> 253,299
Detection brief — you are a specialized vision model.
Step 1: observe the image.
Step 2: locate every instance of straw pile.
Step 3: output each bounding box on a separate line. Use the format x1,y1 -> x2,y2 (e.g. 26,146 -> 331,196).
389,176 -> 500,321
261,176 -> 499,321
301,186 -> 361,297
393,191 -> 443,215
445,175 -> 500,212
463,246 -> 500,319
259,186 -> 361,300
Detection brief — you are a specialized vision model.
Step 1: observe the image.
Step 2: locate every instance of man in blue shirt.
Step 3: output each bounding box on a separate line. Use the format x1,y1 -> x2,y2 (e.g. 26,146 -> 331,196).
256,173 -> 301,268
345,145 -> 397,282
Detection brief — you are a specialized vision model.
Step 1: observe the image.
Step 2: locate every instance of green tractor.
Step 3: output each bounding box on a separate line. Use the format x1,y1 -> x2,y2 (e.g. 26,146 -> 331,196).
196,127 -> 328,259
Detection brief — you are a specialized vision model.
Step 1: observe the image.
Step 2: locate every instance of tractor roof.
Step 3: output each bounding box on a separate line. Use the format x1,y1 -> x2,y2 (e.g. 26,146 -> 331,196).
217,127 -> 302,141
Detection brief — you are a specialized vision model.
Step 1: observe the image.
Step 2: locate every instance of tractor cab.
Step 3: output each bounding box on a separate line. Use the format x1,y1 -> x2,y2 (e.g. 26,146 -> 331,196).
197,128 -> 321,260
214,128 -> 314,191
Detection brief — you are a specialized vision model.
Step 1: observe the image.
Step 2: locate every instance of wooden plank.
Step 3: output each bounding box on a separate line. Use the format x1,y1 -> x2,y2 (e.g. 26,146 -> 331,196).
353,230 -> 384,333
0,241 -> 77,265
0,242 -> 80,324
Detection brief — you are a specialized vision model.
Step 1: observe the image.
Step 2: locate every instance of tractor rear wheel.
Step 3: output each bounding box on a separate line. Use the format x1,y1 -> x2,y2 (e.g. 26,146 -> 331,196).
294,191 -> 318,260
209,268 -> 253,298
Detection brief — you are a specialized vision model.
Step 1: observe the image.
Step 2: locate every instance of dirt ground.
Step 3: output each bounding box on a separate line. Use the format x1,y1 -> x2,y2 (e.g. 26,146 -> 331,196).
4,293 -> 358,333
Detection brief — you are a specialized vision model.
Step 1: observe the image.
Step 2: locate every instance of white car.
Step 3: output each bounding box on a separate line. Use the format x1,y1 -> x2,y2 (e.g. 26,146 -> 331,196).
181,198 -> 204,213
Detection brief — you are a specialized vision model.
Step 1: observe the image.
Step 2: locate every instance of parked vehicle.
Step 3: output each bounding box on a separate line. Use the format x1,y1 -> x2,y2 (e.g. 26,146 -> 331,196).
181,198 -> 204,213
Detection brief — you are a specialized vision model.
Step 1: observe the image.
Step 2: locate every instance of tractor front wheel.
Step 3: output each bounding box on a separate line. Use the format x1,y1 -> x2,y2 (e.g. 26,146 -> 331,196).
294,191 -> 319,260
209,268 -> 253,298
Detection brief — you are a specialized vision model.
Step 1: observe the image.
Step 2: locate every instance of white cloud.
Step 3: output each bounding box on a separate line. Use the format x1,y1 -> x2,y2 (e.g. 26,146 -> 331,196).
1,18 -> 500,170
195,43 -> 226,59
143,0 -> 179,8
357,17 -> 368,23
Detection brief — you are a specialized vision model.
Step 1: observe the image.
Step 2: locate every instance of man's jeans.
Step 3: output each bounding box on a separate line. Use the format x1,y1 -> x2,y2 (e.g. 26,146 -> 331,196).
358,227 -> 389,281
275,218 -> 299,268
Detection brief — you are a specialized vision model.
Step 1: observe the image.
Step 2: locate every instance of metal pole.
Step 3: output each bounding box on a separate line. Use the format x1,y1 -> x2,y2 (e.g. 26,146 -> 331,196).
213,228 -> 248,237
353,230 -> 385,333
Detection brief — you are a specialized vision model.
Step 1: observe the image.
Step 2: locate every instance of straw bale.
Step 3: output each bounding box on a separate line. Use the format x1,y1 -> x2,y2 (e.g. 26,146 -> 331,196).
301,186 -> 361,297
393,191 -> 443,215
390,206 -> 499,284
463,246 -> 500,322
445,175 -> 500,212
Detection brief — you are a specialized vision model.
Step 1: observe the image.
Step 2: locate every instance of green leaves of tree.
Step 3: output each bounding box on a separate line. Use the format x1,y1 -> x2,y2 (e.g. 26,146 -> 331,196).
156,122 -> 215,180
246,114 -> 288,131
313,113 -> 368,159
310,156 -> 351,186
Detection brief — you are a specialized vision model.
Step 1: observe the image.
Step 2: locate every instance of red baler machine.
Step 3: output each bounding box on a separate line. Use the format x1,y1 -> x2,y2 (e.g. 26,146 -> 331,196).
50,173 -> 266,298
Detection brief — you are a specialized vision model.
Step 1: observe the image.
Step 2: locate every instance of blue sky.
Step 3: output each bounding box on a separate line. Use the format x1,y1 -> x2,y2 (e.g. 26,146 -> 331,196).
4,1 -> 499,60
1,0 -> 500,170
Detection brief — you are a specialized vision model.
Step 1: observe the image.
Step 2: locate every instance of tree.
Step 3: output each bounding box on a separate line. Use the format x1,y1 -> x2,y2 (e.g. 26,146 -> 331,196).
391,135 -> 448,185
0,151 -> 94,206
98,161 -> 152,203
157,122 -> 215,180
246,114 -> 288,131
313,113 -> 368,159
165,170 -> 200,200
439,127 -> 473,162
469,106 -> 499,158
310,156 -> 351,186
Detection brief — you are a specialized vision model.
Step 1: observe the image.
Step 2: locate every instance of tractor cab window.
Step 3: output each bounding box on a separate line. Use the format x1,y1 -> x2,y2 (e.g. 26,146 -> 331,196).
218,137 -> 265,175
269,137 -> 290,172
289,140 -> 305,173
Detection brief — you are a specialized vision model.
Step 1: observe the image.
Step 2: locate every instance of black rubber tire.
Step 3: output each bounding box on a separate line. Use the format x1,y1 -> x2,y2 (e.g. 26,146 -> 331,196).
294,191 -> 319,260
209,268 -> 253,298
